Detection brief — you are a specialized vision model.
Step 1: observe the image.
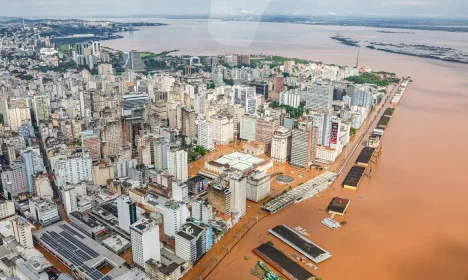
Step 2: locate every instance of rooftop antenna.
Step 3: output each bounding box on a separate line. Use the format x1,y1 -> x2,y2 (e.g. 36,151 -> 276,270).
356,51 -> 359,69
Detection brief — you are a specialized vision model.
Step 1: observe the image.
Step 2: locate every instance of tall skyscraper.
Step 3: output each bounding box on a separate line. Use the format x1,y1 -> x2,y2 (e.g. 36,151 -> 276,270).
197,119 -> 214,151
163,202 -> 190,237
191,199 -> 213,224
233,85 -> 257,115
229,172 -> 247,221
52,153 -> 93,187
32,95 -> 50,125
117,195 -> 137,233
168,149 -> 188,182
1,162 -> 28,199
130,219 -> 161,268
271,127 -> 292,163
81,130 -> 102,162
246,171 -> 271,202
175,222 -> 207,263
92,41 -> 101,56
306,84 -> 334,112
11,216 -> 34,249
210,113 -> 234,145
290,120 -> 315,168
21,147 -> 45,194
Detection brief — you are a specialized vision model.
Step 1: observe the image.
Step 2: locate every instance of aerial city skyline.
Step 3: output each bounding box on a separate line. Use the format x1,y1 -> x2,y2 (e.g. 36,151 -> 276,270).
0,4 -> 467,280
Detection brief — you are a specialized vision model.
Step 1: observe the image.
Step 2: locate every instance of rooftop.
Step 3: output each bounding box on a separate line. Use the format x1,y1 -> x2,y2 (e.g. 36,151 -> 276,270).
33,222 -> 129,280
210,152 -> 267,172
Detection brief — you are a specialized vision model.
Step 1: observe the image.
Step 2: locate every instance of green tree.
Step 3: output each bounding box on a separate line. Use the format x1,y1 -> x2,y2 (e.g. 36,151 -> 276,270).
194,145 -> 207,157
350,127 -> 357,136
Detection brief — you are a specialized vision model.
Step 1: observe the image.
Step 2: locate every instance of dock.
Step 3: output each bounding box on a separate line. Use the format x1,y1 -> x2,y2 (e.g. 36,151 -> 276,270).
268,225 -> 332,263
343,166 -> 366,189
253,243 -> 317,280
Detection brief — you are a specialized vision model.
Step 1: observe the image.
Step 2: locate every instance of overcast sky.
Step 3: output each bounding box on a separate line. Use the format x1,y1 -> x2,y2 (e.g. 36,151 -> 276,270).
1,0 -> 467,18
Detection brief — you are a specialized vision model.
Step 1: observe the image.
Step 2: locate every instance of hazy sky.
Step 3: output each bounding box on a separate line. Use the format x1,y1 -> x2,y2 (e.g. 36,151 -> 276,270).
1,0 -> 467,18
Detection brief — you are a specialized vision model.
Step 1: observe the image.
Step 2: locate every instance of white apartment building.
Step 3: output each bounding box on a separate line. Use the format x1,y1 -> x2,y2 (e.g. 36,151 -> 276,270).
246,171 -> 271,202
175,222 -> 207,263
29,197 -> 60,226
306,84 -> 334,112
21,147 -> 45,194
11,216 -> 34,248
290,120 -> 314,168
61,182 -> 87,216
52,153 -> 93,188
172,181 -> 189,203
130,219 -> 161,268
197,119 -> 214,150
0,200 -> 15,219
279,91 -> 301,108
163,202 -> 190,237
270,127 -> 292,163
210,114 -> 234,145
191,199 -> 213,224
117,195 -> 137,233
239,115 -> 257,141
168,149 -> 188,182
229,172 -> 247,222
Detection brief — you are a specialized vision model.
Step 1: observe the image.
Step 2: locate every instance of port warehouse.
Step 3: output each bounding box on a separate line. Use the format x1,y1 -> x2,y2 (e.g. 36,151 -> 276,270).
268,225 -> 332,264
253,243 -> 316,280
262,172 -> 337,213
326,197 -> 351,216
356,147 -> 376,167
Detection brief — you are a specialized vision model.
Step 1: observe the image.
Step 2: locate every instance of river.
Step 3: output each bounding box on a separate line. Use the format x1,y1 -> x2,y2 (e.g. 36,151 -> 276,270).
98,18 -> 468,280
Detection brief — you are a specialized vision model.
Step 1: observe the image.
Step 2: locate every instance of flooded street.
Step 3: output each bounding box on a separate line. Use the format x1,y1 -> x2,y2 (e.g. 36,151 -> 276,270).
100,19 -> 468,280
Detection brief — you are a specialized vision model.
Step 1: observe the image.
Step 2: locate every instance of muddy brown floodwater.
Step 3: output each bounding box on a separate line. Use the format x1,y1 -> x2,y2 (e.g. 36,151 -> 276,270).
101,20 -> 468,280
203,54 -> 468,280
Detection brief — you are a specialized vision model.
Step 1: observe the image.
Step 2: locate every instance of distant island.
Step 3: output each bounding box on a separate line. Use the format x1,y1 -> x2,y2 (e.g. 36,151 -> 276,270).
330,34 -> 468,64
377,30 -> 415,34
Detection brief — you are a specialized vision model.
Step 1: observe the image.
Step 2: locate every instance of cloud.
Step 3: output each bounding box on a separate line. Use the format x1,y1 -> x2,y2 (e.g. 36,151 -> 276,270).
328,12 -> 336,15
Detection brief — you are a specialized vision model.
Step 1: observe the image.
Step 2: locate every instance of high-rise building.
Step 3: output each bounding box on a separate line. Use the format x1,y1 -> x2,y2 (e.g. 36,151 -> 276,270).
122,51 -> 147,72
168,149 -> 188,182
61,183 -> 87,217
306,84 -> 334,112
249,82 -> 269,100
256,117 -> 279,147
21,147 -> 45,194
229,172 -> 247,221
246,171 -> 271,202
172,181 -> 189,203
207,184 -> 231,216
310,113 -> 332,147
130,219 -> 161,268
175,222 -> 207,263
11,216 -> 34,248
197,119 -> 214,151
163,202 -> 190,237
1,162 -> 28,199
81,130 -> 102,162
117,195 -> 137,233
279,91 -> 301,108
32,95 -> 50,125
290,120 -> 315,168
240,115 -> 257,141
29,197 -> 60,226
270,127 -> 292,163
191,199 -> 213,224
210,113 -> 234,145
182,107 -> 197,140
92,41 -> 101,56
275,76 -> 284,93
0,199 -> 15,220
52,153 -> 93,188
233,85 -> 257,114
103,120 -> 122,157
